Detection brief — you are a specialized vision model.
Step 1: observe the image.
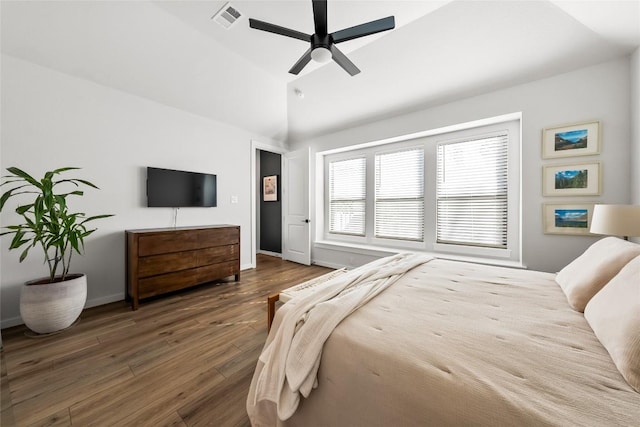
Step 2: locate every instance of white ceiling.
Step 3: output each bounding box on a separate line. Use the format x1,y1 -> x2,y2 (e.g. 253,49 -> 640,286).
154,1 -> 452,82
2,1 -> 639,142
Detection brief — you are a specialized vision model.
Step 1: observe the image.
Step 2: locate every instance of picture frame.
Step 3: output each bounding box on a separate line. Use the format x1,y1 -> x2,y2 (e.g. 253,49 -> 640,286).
263,175 -> 278,202
543,203 -> 595,235
542,121 -> 600,159
543,161 -> 601,196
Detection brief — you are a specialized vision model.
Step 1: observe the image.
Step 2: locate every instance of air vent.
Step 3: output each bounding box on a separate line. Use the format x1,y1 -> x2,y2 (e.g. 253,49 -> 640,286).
212,2 -> 242,29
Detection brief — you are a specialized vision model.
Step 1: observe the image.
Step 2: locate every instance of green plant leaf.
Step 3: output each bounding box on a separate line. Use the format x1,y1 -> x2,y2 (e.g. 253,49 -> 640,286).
74,179 -> 99,189
0,189 -> 14,211
23,216 -> 36,228
0,178 -> 28,187
69,232 -> 80,253
51,167 -> 80,175
0,184 -> 35,210
6,167 -> 40,187
9,230 -> 26,249
54,195 -> 67,208
81,227 -> 96,238
81,214 -> 114,224
19,247 -> 30,262
34,198 -> 44,223
15,203 -> 34,215
54,179 -> 80,188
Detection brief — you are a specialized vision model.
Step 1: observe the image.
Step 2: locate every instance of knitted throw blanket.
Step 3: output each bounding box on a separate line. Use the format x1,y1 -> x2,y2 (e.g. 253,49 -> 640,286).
248,252 -> 434,422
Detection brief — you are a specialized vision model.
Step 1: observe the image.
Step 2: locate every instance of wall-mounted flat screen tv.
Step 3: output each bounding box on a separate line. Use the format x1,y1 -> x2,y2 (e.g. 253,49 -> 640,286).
147,167 -> 217,207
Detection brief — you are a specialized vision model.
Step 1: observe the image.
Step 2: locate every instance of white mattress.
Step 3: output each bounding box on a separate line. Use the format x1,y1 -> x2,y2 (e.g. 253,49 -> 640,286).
255,259 -> 640,426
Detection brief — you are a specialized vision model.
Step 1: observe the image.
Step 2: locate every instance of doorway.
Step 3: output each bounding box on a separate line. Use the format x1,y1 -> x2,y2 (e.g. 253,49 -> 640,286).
250,141 -> 311,268
258,150 -> 282,256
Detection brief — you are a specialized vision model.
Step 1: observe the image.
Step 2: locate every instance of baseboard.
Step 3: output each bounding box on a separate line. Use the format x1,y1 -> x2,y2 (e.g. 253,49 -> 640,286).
85,293 -> 125,309
0,316 -> 23,330
1,293 -> 125,330
311,259 -> 348,270
258,250 -> 282,258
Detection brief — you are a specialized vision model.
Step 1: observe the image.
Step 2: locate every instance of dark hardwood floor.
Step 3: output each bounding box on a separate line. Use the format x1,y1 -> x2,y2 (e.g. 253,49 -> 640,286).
0,254 -> 332,426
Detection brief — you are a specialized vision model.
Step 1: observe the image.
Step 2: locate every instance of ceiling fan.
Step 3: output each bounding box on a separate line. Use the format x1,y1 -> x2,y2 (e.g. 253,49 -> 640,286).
248,0 -> 395,76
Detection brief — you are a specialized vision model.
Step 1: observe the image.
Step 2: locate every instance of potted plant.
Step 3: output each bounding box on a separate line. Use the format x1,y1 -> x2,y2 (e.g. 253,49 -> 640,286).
1,167 -> 112,334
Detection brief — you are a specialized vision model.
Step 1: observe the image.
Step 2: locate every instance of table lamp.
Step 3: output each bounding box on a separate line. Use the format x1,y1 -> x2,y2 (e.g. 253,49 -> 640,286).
590,204 -> 640,240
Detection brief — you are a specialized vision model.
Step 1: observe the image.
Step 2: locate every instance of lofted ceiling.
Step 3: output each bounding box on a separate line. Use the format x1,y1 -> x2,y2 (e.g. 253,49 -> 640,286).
2,1 -> 639,142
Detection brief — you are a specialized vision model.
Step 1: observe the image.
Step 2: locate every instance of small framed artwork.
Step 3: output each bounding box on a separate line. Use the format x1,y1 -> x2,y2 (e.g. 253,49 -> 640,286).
263,175 -> 278,201
543,162 -> 601,196
543,203 -> 595,235
542,121 -> 600,159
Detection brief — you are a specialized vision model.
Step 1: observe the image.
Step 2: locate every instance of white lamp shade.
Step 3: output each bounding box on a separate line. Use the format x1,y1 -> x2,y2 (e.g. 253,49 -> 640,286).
590,204 -> 640,237
311,47 -> 332,63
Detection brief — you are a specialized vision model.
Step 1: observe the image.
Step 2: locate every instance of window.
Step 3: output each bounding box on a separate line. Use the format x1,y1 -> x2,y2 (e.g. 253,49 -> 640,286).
320,115 -> 520,263
375,148 -> 424,241
436,134 -> 508,248
328,157 -> 366,236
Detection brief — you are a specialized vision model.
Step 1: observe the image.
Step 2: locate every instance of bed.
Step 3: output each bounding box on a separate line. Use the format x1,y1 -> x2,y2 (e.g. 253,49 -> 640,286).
247,238 -> 640,426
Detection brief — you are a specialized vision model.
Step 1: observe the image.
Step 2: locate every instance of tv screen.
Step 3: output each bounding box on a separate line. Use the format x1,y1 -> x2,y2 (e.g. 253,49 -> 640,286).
147,167 -> 217,207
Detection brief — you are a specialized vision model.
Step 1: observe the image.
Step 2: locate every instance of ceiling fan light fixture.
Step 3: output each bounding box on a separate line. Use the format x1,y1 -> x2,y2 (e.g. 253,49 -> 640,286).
311,47 -> 332,63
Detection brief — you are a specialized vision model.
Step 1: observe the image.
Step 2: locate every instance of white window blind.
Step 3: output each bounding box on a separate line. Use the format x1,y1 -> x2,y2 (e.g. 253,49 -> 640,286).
375,148 -> 424,241
436,134 -> 508,248
329,157 -> 366,235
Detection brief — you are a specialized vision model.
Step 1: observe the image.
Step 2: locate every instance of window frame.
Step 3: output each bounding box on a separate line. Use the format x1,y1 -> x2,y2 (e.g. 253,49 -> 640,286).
319,115 -> 521,263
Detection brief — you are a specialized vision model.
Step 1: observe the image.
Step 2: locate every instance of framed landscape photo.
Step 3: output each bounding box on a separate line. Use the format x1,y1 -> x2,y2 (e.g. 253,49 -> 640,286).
543,162 -> 600,196
542,121 -> 600,159
543,203 -> 595,235
263,175 -> 278,201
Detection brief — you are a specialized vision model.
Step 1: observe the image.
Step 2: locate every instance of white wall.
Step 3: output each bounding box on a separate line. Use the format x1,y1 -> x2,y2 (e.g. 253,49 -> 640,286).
631,47 -> 640,204
631,47 -> 640,244
290,57 -> 632,273
0,55 -> 283,328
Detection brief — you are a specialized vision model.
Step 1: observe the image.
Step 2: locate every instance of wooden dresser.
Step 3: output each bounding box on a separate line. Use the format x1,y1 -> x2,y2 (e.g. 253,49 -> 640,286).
126,225 -> 240,310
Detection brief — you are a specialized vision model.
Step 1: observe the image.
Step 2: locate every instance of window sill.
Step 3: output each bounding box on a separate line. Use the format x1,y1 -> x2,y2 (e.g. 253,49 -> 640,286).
314,240 -> 526,269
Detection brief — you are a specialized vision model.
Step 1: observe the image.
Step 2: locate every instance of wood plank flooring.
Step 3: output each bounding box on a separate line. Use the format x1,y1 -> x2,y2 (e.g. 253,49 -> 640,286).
0,254 -> 332,426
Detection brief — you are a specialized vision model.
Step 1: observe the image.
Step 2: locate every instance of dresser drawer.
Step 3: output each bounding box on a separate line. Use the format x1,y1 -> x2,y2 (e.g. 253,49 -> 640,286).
196,261 -> 239,283
138,230 -> 200,256
197,227 -> 239,248
138,251 -> 198,278
196,244 -> 239,266
138,268 -> 200,298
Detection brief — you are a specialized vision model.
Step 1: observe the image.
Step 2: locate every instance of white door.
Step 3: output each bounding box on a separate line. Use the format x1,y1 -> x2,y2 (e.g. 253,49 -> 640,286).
282,148 -> 311,265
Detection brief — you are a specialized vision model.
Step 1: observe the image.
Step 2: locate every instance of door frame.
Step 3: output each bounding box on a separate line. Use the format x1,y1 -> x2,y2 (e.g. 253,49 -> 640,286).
250,139 -> 287,268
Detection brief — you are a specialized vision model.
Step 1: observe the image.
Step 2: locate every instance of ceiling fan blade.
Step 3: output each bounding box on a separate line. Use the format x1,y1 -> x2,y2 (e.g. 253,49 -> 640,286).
289,48 -> 313,75
331,16 -> 395,44
329,45 -> 360,76
249,18 -> 311,42
312,0 -> 328,36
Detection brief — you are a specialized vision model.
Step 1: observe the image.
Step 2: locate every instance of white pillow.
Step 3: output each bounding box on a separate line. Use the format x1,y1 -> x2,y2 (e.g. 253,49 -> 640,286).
585,255 -> 640,393
555,237 -> 640,312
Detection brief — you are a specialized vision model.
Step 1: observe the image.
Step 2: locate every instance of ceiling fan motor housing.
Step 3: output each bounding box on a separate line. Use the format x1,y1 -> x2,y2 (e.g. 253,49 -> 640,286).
312,33 -> 332,50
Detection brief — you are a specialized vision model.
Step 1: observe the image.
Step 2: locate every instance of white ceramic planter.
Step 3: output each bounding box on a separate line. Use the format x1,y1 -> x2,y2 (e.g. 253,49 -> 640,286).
20,274 -> 87,334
